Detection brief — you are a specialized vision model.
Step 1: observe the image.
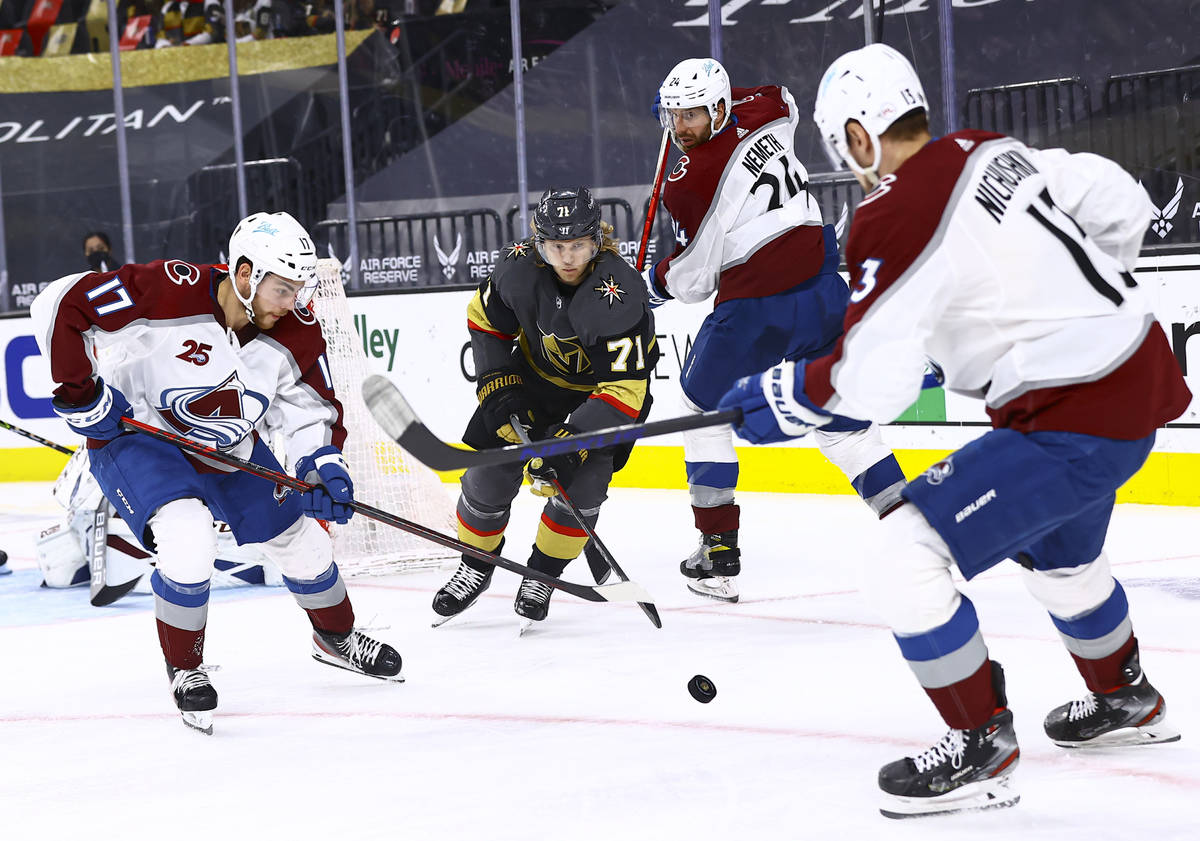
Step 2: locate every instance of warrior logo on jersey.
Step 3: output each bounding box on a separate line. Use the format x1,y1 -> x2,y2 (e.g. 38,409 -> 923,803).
540,331 -> 591,375
434,233 -> 463,279
923,457 -> 954,486
157,371 -> 269,450
593,275 -> 625,307
506,241 -> 531,260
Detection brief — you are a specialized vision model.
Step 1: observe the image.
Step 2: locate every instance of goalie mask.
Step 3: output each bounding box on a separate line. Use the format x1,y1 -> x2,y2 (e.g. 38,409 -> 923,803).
814,43 -> 927,186
658,57 -> 731,151
532,187 -> 602,262
226,211 -> 319,322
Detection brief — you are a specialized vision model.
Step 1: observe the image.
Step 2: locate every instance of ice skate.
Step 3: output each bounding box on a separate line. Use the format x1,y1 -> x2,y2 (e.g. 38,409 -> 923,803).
166,663 -> 218,736
515,576 -> 554,635
312,628 -> 404,682
1044,646 -> 1180,748
681,530 -> 740,603
432,560 -> 494,627
878,663 -> 1020,818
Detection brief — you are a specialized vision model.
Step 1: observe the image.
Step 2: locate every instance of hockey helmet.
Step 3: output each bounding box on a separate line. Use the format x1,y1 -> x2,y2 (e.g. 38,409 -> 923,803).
532,187 -> 602,260
226,211 -> 319,319
814,43 -> 927,185
658,57 -> 732,145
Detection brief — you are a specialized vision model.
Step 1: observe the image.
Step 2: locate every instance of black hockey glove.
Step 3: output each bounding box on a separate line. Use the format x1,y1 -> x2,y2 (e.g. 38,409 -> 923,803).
524,424 -> 588,497
476,367 -> 538,444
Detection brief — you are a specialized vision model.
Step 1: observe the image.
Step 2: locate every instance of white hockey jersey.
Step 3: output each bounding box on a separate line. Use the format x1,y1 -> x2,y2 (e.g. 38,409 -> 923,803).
653,85 -> 827,306
30,260 -> 345,470
805,130 -> 1190,439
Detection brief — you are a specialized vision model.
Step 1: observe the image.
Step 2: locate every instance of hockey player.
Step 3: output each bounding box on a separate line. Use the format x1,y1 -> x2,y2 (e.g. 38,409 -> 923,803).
643,57 -> 906,602
432,187 -> 658,630
719,44 -> 1189,817
30,211 -> 402,734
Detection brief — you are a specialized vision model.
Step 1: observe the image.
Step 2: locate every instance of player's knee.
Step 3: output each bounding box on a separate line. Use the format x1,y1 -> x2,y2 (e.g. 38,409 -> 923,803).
1021,550 -> 1115,618
258,516 -> 333,580
858,504 -> 960,634
148,497 -> 217,584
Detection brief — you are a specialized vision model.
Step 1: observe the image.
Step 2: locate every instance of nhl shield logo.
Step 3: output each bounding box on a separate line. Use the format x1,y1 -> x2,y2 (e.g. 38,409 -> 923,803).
924,457 -> 954,486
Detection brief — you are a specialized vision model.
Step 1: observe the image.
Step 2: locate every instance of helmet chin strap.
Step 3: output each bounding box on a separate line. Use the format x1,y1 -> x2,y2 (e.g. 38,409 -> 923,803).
230,267 -> 261,325
842,130 -> 884,189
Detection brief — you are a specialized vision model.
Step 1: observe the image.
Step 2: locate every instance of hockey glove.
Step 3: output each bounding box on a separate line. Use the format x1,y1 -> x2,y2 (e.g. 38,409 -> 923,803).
477,367 -> 538,444
295,446 -> 355,524
651,91 -> 662,122
718,360 -> 835,445
524,424 -> 588,497
52,378 -> 132,441
641,264 -> 671,309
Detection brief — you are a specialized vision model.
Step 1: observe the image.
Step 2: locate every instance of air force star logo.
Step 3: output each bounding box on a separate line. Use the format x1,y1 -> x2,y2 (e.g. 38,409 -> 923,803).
594,275 -> 625,307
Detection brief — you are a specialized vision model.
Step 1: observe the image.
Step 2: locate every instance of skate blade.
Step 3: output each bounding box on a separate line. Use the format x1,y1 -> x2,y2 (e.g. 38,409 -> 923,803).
686,576 -> 739,603
517,617 -> 537,636
431,611 -> 461,628
180,710 -> 214,736
1054,719 -> 1181,749
311,650 -> 406,683
880,775 -> 1019,819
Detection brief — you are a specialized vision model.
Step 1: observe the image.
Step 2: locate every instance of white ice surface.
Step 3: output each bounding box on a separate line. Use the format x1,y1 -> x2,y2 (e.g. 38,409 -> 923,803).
1,483 -> 1198,841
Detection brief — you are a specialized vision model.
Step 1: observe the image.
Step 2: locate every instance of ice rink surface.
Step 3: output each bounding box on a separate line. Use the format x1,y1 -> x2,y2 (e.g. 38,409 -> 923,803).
1,481 -> 1197,841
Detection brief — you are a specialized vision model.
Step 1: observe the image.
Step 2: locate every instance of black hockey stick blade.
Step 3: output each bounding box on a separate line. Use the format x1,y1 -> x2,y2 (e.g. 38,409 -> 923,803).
362,374 -> 741,471
90,575 -> 143,607
584,541 -> 611,585
117,417 -> 653,607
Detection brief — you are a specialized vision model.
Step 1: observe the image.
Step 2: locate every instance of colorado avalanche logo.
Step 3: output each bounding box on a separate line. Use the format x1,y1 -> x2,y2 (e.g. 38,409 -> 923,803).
157,372 -> 269,449
924,457 -> 954,486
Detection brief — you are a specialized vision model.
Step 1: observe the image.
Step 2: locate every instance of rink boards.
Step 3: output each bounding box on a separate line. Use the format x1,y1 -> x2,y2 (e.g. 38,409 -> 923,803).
2,255 -> 1198,504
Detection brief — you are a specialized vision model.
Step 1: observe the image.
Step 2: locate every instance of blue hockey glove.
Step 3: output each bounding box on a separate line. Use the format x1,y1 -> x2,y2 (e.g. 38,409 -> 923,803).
718,360 -> 834,445
295,446 -> 355,524
52,378 -> 132,441
641,264 -> 670,309
524,424 -> 588,497
651,91 -> 662,122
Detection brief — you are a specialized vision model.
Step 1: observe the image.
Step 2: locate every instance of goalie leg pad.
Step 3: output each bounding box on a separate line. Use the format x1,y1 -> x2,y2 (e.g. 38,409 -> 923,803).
36,522 -> 89,587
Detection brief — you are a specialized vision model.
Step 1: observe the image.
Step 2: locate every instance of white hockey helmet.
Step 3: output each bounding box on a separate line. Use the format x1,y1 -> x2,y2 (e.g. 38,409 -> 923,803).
658,57 -> 732,145
226,211 -> 319,318
813,43 -> 927,185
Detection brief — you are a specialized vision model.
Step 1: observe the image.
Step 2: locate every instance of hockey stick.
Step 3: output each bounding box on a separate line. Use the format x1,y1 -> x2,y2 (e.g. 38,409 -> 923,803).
0,418 -> 75,455
636,128 -> 672,272
513,418 -> 662,629
363,374 -> 740,471
117,417 -> 653,607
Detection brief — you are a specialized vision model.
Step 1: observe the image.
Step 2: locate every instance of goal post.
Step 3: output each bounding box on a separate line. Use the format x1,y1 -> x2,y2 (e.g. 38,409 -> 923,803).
308,258 -> 458,575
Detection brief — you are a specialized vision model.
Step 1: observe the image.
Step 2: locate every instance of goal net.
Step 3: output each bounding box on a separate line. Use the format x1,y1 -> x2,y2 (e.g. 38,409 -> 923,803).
306,258 -> 458,575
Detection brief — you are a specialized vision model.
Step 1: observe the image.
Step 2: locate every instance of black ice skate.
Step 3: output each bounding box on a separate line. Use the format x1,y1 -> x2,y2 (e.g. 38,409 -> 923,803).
432,561 -> 494,627
312,628 -> 404,682
515,576 -> 554,634
878,664 -> 1020,818
681,530 -> 740,603
1044,646 -> 1180,748
166,663 -> 218,736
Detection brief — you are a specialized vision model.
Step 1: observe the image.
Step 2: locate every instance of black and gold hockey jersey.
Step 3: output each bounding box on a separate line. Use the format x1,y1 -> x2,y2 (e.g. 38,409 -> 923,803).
466,239 -> 659,435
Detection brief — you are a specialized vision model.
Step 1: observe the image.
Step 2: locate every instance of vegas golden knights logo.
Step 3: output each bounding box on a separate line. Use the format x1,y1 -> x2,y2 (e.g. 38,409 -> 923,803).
540,332 -> 591,375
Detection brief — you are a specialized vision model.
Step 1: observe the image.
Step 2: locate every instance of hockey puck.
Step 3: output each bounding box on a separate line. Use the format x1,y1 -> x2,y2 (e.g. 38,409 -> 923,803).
688,675 -> 717,704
